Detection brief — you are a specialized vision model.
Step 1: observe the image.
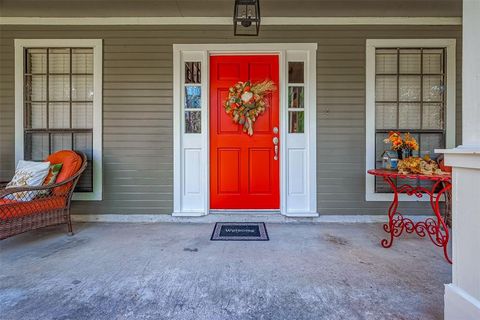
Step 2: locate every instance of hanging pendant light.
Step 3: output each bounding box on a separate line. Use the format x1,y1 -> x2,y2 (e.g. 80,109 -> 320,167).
233,0 -> 261,36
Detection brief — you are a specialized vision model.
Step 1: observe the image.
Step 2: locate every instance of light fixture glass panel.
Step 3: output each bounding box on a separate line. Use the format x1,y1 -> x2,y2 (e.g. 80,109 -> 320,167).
288,87 -> 304,108
49,48 -> 70,74
399,76 -> 421,101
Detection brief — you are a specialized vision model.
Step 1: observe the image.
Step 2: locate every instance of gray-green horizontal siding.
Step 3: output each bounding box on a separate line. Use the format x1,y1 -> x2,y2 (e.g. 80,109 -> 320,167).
0,25 -> 462,215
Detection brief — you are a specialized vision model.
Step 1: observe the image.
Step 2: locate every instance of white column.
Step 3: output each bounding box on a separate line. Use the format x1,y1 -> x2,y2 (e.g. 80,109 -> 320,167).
441,1 -> 480,319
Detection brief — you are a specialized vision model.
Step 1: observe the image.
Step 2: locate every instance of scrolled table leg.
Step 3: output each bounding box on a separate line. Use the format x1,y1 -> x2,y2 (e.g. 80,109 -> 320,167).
433,182 -> 452,264
381,176 -> 399,248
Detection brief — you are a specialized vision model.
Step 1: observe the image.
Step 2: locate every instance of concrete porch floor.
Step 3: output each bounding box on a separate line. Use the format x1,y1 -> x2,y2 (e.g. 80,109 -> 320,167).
0,222 -> 451,320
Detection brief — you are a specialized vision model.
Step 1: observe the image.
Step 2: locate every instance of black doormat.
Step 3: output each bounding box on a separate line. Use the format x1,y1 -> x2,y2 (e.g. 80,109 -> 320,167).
210,222 -> 269,241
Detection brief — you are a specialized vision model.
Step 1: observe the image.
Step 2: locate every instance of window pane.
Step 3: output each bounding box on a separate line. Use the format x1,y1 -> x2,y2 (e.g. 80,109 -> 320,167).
72,103 -> 93,128
375,132 -> 389,163
72,75 -> 94,101
420,133 -> 443,159
25,103 -> 47,129
72,48 -> 93,74
399,49 -> 421,74
74,132 -> 93,159
185,111 -> 201,133
375,103 -> 397,129
25,133 -> 49,160
25,75 -> 47,101
288,62 -> 304,83
375,49 -> 397,74
74,132 -> 93,192
288,86 -> 304,108
288,111 -> 304,133
184,86 -> 201,109
407,133 -> 420,157
23,46 -> 96,194
422,103 -> 443,129
375,75 -> 397,101
399,103 -> 421,129
49,103 -> 70,128
49,48 -> 70,74
26,48 -> 47,74
423,49 -> 444,74
185,62 -> 201,84
51,133 -> 72,153
423,75 -> 444,102
49,75 -> 70,101
399,76 -> 421,101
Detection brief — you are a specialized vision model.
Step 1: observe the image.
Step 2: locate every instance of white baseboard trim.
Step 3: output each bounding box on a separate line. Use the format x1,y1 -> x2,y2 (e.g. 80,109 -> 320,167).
71,214 -> 432,224
445,284 -> 480,320
172,211 -> 206,217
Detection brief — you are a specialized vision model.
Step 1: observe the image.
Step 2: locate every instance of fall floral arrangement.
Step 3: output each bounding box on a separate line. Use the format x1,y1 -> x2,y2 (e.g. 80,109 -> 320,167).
383,131 -> 419,153
224,80 -> 276,136
383,131 -> 446,175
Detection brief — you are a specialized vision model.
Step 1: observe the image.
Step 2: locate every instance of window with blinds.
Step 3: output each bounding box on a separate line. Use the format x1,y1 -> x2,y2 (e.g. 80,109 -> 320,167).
375,48 -> 446,192
24,48 -> 94,192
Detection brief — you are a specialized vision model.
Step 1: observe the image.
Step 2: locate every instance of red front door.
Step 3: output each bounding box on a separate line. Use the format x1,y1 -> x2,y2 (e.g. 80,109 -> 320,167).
210,55 -> 280,209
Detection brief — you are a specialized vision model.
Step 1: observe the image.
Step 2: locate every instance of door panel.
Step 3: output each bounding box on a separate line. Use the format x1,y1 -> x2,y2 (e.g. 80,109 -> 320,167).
210,55 -> 279,209
217,148 -> 241,194
248,148 -> 272,194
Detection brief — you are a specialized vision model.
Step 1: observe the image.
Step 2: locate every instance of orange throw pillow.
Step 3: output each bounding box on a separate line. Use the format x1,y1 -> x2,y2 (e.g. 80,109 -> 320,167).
45,151 -> 83,195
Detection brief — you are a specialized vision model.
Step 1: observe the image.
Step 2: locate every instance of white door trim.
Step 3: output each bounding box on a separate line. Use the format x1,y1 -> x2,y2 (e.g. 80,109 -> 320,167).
172,43 -> 317,217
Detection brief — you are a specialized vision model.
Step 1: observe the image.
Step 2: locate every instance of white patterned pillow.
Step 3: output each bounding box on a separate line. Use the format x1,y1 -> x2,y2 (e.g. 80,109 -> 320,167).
5,160 -> 51,201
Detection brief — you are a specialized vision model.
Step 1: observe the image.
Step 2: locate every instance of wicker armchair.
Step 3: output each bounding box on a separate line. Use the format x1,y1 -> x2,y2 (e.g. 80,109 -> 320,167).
0,152 -> 87,240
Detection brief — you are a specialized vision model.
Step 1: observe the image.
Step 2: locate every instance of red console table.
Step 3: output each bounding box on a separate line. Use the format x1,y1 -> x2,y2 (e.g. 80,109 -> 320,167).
368,169 -> 452,264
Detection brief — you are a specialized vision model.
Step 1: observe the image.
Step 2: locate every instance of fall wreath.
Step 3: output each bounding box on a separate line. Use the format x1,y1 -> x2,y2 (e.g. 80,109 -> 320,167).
224,80 -> 276,136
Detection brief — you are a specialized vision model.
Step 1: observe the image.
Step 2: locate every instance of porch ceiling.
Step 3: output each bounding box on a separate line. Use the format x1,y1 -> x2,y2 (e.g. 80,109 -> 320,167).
1,0 -> 462,18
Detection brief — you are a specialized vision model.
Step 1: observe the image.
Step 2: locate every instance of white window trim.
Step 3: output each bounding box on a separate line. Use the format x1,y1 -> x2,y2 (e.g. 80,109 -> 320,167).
14,39 -> 103,201
365,39 -> 456,201
172,43 -> 317,217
